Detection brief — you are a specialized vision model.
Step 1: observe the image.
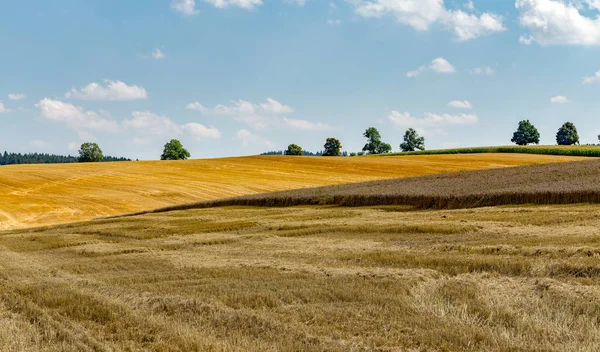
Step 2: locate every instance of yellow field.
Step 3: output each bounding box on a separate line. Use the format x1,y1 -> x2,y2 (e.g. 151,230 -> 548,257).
0,154 -> 585,229
2,204 -> 600,351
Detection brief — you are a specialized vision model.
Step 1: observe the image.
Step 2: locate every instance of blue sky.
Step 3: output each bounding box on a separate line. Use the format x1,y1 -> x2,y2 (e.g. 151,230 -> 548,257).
2,0 -> 600,159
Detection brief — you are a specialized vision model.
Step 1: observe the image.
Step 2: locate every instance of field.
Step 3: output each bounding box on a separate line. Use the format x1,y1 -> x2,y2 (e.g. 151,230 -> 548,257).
124,158 -> 600,213
0,153 -> 583,229
2,204 -> 600,351
385,145 -> 600,157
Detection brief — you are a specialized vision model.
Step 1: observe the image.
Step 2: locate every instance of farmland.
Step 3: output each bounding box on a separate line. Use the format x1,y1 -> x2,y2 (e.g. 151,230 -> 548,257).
2,204 -> 600,351
0,153 -> 582,229
126,158 -> 600,213
385,145 -> 600,157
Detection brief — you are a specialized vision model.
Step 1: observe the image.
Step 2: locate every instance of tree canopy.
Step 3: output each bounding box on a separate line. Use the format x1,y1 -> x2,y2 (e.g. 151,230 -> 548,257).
400,128 -> 425,152
556,122 -> 579,146
285,144 -> 303,156
78,143 -> 104,163
511,120 -> 540,146
323,138 -> 342,156
362,127 -> 392,154
161,139 -> 191,160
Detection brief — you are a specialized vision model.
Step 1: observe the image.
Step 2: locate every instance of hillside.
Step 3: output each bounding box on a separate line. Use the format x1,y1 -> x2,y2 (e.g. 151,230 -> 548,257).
2,204 -> 600,350
385,145 -> 600,157
0,154 -> 584,229
136,158 -> 600,212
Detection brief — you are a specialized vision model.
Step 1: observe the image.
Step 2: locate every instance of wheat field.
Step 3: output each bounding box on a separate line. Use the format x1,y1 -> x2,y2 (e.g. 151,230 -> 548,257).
0,154 -> 583,229
2,204 -> 600,351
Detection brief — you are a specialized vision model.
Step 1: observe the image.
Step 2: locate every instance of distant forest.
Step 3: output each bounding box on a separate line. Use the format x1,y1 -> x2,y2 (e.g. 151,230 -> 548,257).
0,152 -> 130,166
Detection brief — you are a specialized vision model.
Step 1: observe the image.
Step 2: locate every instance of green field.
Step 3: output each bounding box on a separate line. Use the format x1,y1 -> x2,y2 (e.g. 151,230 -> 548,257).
382,145 -> 600,157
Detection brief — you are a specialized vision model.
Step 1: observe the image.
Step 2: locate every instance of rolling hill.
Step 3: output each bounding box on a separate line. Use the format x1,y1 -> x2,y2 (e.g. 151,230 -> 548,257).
0,153 -> 584,229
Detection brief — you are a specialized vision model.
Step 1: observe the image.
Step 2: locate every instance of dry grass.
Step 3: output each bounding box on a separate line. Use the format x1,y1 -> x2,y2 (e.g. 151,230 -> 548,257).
133,158 -> 600,212
0,154 -> 581,229
2,204 -> 600,350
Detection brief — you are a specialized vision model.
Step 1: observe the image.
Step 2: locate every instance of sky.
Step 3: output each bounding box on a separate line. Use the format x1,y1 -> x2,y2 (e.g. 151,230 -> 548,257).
2,0 -> 600,159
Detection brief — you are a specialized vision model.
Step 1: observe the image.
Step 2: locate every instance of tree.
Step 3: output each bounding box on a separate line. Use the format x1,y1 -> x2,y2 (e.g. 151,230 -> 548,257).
161,139 -> 190,160
400,128 -> 425,152
323,138 -> 342,156
362,127 -> 392,154
78,143 -> 103,162
511,120 -> 540,146
285,144 -> 303,156
556,122 -> 579,146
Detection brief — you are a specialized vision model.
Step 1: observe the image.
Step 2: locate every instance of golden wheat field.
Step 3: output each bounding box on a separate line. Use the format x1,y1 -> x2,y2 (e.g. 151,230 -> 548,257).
2,204 -> 600,351
0,154 -> 585,229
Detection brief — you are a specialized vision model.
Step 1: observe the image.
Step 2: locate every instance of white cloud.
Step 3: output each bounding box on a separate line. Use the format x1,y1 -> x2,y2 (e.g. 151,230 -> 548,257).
282,117 -> 333,131
36,98 -> 119,133
407,57 -> 455,77
448,100 -> 472,109
184,122 -> 221,140
465,1 -> 475,10
0,102 -> 7,113
471,66 -> 495,75
186,102 -> 208,113
66,80 -> 148,101
327,19 -> 341,25
123,111 -> 221,141
204,0 -> 264,9
152,48 -> 166,59
171,0 -> 199,15
550,95 -> 569,103
388,111 -> 479,127
584,70 -> 600,84
350,0 -> 505,41
236,129 -> 274,147
8,93 -> 25,101
516,0 -> 600,46
260,98 -> 294,114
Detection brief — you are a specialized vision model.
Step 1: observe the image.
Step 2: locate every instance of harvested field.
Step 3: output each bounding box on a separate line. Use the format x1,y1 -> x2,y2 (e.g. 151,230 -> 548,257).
2,204 -> 600,351
0,153 -> 580,229
132,158 -> 600,212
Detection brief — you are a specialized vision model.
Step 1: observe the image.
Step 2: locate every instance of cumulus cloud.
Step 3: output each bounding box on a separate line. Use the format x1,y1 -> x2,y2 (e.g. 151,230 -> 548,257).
583,70 -> 600,84
388,111 -> 479,127
516,0 -> 600,45
0,102 -> 7,113
66,80 -> 148,101
204,0 -> 264,9
191,98 -> 327,131
8,93 -> 25,101
171,0 -> 199,15
550,95 -> 569,103
36,98 -> 119,133
447,100 -> 472,109
407,57 -> 456,77
282,117 -> 333,131
186,102 -> 208,113
152,48 -> 166,59
123,111 -> 221,140
236,129 -> 274,147
350,0 -> 505,41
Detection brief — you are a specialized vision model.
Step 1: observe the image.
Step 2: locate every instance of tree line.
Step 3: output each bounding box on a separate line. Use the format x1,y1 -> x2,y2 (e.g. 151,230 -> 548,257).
0,149 -> 130,166
281,121 -> 588,157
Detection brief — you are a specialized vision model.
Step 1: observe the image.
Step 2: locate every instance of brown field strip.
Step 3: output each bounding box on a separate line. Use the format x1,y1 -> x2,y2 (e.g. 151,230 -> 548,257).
136,157 -> 600,212
2,204 -> 600,351
0,154 -> 582,229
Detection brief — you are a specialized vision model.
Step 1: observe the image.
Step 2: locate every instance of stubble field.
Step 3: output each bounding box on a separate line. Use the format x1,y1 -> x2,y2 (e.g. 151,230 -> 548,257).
2,204 -> 600,351
0,153 -> 582,229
